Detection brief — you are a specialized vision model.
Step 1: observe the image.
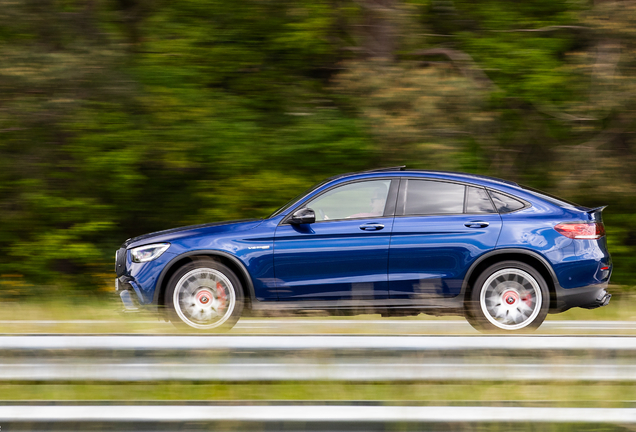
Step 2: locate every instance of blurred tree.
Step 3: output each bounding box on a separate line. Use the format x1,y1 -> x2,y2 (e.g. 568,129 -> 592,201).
333,61 -> 494,170
0,0 -> 377,295
0,0 -> 635,294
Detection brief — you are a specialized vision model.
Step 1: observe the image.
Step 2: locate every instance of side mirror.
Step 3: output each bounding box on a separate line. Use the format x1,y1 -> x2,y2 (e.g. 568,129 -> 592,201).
290,208 -> 316,225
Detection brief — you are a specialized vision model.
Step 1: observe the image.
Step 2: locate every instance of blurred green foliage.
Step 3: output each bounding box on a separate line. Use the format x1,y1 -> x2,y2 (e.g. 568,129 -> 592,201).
0,0 -> 634,294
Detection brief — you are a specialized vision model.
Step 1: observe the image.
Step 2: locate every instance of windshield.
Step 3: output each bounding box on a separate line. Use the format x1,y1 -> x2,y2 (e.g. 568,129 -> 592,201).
268,179 -> 330,218
521,185 -> 583,209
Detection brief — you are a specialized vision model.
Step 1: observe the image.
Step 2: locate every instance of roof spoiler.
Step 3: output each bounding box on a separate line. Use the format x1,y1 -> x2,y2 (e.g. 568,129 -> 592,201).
586,206 -> 607,222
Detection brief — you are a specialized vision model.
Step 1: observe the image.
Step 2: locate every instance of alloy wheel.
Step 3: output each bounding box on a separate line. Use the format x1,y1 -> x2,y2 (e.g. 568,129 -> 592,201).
479,268 -> 542,331
173,268 -> 237,330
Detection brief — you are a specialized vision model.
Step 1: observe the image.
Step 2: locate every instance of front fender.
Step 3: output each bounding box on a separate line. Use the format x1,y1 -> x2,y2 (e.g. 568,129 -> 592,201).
152,250 -> 257,305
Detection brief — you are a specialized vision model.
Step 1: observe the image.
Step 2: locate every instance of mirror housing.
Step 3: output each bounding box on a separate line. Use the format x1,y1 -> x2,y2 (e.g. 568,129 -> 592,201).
289,208 -> 316,225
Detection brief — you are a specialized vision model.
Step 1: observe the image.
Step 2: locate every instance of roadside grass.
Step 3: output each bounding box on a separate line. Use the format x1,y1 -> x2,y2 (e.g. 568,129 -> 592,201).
0,382 -> 633,407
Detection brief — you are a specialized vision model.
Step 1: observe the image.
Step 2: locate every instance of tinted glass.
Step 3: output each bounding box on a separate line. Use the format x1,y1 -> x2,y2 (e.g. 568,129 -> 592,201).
307,180 -> 391,221
405,180 -> 465,215
465,187 -> 496,214
488,190 -> 525,213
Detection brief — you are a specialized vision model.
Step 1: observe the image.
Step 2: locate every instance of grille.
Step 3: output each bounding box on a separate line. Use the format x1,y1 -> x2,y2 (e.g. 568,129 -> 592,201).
115,247 -> 127,277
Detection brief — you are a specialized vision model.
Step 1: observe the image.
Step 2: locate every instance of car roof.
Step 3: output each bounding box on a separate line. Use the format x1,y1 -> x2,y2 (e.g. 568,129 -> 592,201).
330,167 -> 520,189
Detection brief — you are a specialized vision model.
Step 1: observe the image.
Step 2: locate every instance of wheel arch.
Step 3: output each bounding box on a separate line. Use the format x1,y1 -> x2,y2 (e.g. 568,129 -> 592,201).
153,250 -> 256,309
462,249 -> 558,310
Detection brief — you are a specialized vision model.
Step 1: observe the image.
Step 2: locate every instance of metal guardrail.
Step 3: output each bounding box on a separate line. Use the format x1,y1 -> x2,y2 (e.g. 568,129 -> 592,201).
0,335 -> 632,382
0,405 -> 634,424
0,360 -> 634,381
0,335 -> 633,426
0,335 -> 635,351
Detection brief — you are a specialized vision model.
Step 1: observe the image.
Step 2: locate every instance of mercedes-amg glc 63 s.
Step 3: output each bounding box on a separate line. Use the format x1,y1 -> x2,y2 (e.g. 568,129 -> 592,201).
115,167 -> 612,332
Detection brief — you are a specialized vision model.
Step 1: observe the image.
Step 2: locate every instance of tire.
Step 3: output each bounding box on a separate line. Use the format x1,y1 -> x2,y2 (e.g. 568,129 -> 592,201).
466,261 -> 549,332
165,258 -> 244,332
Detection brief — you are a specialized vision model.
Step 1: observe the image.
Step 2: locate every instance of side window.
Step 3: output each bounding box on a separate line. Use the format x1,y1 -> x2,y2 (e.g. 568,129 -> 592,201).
465,187 -> 496,214
405,180 -> 465,215
488,190 -> 525,213
306,180 -> 391,221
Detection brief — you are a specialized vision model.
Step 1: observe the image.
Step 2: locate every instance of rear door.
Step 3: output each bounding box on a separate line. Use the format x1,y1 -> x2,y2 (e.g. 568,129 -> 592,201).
388,178 -> 502,298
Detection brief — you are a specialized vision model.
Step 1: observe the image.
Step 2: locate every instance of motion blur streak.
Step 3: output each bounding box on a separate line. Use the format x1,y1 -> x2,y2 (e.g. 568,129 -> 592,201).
0,0 -> 634,297
0,0 -> 635,428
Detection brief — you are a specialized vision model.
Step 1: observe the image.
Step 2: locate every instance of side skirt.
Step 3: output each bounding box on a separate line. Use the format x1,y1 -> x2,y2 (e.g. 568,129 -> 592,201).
247,297 -> 464,317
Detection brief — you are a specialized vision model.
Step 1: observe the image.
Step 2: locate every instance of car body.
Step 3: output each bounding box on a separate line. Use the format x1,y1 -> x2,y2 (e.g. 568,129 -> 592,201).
115,167 -> 612,332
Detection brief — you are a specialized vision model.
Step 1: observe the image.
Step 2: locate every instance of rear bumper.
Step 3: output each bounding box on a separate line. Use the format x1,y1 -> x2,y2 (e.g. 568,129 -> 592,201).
550,282 -> 611,313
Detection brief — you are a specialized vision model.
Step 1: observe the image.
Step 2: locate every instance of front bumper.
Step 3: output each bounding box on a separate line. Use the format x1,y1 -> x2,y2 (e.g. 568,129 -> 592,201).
119,290 -> 139,311
116,277 -> 143,312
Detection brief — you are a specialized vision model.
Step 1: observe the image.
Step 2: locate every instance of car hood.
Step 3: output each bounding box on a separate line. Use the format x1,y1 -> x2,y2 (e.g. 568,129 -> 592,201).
123,219 -> 263,249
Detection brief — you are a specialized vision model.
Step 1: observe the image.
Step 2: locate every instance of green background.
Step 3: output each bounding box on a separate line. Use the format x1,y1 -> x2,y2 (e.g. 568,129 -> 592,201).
0,0 -> 634,297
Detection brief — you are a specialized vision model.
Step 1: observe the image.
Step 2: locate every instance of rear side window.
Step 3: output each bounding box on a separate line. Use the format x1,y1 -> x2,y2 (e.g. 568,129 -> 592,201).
488,190 -> 525,213
405,180 -> 465,215
465,187 -> 496,214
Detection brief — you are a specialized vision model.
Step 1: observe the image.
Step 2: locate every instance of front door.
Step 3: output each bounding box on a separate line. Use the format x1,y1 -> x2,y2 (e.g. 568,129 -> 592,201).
274,179 -> 397,301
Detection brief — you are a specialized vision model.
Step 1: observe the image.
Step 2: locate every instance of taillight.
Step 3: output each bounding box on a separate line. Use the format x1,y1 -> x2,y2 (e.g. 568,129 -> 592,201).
554,222 -> 605,239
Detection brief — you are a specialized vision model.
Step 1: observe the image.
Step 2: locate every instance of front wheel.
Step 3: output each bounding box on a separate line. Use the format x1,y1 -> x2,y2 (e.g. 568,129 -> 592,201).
165,258 -> 244,332
466,261 -> 549,332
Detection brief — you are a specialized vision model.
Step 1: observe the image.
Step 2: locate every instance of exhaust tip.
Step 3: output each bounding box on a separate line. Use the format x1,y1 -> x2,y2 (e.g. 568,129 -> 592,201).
582,290 -> 612,309
600,293 -> 612,307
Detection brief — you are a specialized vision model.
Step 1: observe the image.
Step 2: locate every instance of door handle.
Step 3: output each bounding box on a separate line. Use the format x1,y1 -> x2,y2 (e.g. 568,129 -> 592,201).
359,223 -> 384,231
465,221 -> 489,228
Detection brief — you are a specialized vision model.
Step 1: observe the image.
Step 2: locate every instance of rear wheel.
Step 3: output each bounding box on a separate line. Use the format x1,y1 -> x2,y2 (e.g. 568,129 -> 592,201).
466,261 -> 549,332
165,258 -> 243,332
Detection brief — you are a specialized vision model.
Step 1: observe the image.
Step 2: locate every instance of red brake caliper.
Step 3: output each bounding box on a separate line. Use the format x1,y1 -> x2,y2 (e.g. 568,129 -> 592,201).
216,281 -> 227,310
521,292 -> 533,307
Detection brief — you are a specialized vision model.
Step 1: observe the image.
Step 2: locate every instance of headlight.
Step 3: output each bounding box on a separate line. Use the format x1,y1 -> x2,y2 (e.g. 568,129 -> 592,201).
130,243 -> 170,263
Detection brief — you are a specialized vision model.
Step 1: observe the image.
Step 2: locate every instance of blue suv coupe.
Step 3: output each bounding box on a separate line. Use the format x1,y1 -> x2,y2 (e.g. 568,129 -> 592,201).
115,167 -> 612,332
